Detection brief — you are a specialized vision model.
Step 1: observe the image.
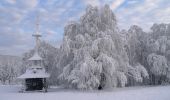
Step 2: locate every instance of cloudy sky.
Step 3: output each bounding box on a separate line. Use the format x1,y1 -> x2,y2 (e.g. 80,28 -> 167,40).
0,0 -> 170,56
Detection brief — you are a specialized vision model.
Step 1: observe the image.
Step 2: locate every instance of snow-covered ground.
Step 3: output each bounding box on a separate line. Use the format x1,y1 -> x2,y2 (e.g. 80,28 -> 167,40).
0,85 -> 170,100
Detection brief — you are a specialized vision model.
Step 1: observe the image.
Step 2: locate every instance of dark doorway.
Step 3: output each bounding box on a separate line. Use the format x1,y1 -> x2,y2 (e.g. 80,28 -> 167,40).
25,78 -> 43,91
98,73 -> 106,90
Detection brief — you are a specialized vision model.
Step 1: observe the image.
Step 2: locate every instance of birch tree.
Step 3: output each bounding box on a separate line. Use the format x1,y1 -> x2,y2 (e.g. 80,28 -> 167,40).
58,5 -> 148,90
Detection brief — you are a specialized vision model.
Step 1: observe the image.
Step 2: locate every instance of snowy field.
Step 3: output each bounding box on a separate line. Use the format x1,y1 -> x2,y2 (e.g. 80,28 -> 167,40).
0,85 -> 170,100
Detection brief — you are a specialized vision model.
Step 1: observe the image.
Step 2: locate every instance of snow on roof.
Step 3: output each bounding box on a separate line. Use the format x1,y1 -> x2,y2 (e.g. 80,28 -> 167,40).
18,67 -> 50,79
28,52 -> 42,61
30,65 -> 43,69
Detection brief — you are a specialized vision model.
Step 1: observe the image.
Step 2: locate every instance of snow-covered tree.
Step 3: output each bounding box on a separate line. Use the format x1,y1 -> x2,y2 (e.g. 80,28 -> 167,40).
124,25 -> 144,65
147,53 -> 168,76
151,23 -> 170,39
143,23 -> 170,84
120,25 -> 151,85
58,5 -> 148,90
147,53 -> 169,84
0,55 -> 22,84
0,65 -> 12,84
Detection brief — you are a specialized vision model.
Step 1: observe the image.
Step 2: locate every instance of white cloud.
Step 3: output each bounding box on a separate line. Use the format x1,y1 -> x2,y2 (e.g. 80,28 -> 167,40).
25,0 -> 38,8
127,0 -> 139,4
18,0 -> 38,9
116,0 -> 170,31
6,0 -> 16,4
151,7 -> 170,23
83,0 -> 101,6
111,0 -> 125,10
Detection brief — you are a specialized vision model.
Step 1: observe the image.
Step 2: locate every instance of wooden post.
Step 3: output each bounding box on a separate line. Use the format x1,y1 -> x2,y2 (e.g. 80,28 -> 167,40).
43,78 -> 47,92
45,78 -> 47,92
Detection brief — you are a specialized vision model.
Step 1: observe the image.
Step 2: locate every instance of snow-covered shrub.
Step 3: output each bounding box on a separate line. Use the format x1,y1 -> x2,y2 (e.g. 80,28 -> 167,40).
147,53 -> 168,76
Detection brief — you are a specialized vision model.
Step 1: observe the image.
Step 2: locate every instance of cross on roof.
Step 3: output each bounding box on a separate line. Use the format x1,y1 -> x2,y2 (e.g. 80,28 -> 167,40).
29,15 -> 42,61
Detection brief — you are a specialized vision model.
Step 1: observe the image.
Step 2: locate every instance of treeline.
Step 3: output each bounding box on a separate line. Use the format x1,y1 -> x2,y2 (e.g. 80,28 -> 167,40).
55,5 -> 170,89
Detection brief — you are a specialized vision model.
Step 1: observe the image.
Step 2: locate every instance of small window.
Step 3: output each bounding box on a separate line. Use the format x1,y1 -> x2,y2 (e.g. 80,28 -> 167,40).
37,68 -> 43,70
